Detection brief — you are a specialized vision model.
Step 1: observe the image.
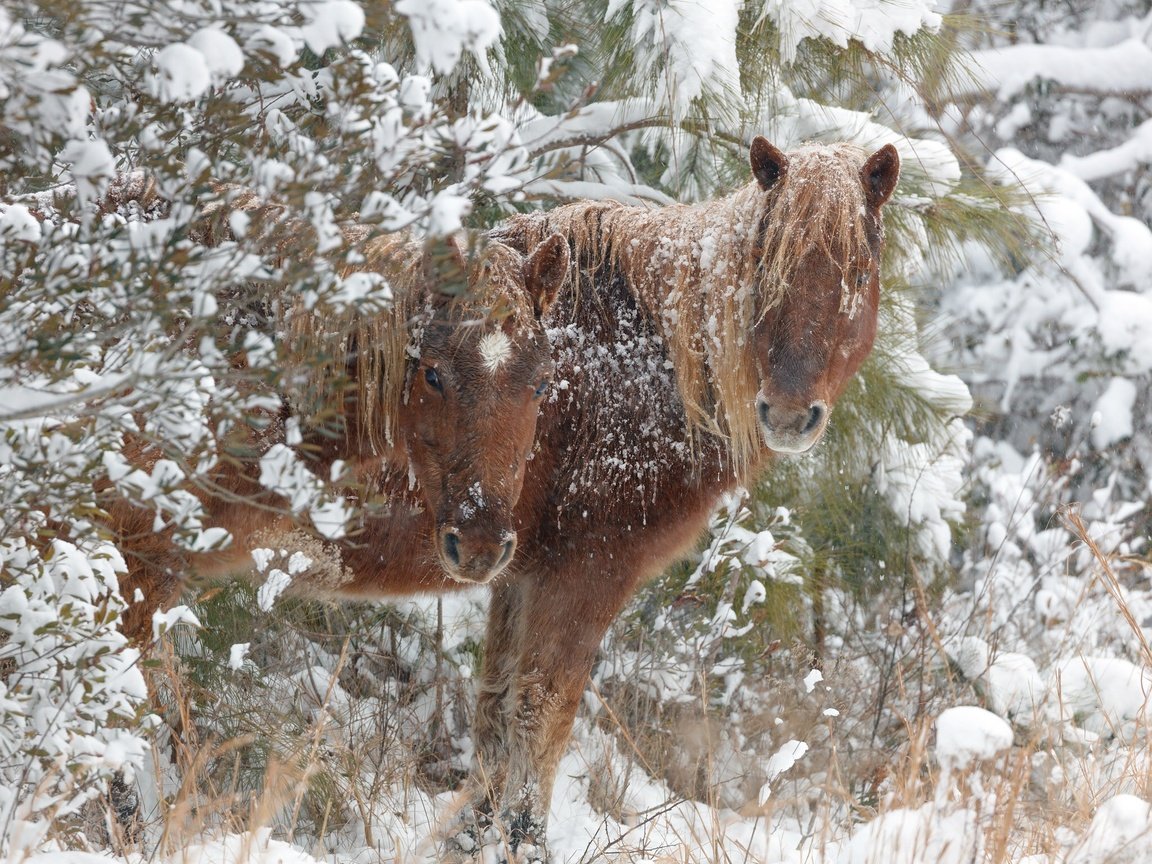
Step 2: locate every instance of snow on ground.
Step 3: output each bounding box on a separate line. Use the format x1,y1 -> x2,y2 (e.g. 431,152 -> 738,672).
17,571 -> 1150,864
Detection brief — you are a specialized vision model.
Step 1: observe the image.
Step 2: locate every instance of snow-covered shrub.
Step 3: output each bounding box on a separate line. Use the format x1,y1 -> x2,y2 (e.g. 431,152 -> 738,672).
937,0 -> 1152,546
591,492 -> 813,806
146,584 -> 488,850
0,533 -> 150,854
0,0 -> 529,849
612,492 -> 807,700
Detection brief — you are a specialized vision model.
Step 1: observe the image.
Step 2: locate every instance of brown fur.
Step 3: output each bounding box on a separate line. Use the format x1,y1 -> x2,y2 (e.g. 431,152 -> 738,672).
496,142 -> 885,479
108,191 -> 570,640
460,139 -> 900,858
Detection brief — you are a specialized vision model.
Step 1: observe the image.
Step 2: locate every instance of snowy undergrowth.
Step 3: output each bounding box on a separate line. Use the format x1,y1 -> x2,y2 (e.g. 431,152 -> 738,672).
121,414 -> 1152,863
121,510 -> 1152,864
0,534 -> 150,855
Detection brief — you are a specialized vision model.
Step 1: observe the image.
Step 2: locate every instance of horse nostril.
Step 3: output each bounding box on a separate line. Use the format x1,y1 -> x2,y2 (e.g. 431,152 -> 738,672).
442,531 -> 461,567
803,403 -> 825,434
757,397 -> 770,427
497,537 -> 515,569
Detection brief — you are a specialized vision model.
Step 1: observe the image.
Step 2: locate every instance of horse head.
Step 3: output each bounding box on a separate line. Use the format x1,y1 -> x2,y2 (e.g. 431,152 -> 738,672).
401,234 -> 569,584
748,137 -> 900,454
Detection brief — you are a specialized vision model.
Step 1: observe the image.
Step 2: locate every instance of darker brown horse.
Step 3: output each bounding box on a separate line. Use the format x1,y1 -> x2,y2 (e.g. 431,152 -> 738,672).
112,217 -> 571,641
458,138 -> 900,860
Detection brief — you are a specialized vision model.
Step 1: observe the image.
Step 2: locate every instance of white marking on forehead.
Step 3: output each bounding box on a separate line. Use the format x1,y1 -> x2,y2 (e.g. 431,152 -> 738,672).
478,330 -> 512,375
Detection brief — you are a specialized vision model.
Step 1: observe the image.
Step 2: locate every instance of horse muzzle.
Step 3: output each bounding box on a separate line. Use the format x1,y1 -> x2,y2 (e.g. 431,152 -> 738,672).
436,523 -> 517,584
756,395 -> 828,454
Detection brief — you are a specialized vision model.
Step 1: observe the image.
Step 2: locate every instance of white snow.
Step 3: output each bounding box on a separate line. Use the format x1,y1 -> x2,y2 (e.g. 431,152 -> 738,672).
607,0 -> 741,120
427,190 -> 473,236
228,643 -> 250,670
59,139 -> 115,205
187,28 -> 245,83
1062,117 -> 1152,183
245,26 -> 297,67
985,652 -> 1044,724
1069,795 -> 1152,864
151,43 -> 213,103
152,605 -> 201,639
1054,656 -> 1152,738
256,569 -> 293,612
760,0 -> 942,64
258,444 -> 349,539
299,0 -> 365,55
1091,377 -> 1137,449
962,39 -> 1152,100
1095,291 -> 1152,374
757,739 -> 810,804
0,203 -> 41,242
804,668 -> 824,693
161,830 -> 323,864
935,706 -> 1014,769
840,804 -> 978,864
395,0 -> 501,75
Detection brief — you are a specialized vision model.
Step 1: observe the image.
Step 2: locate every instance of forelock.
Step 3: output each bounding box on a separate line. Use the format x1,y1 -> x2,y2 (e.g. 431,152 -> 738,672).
756,142 -> 872,312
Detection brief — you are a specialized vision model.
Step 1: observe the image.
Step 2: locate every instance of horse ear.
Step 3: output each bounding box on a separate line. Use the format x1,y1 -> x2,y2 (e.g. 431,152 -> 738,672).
749,137 -> 788,190
422,232 -> 470,304
861,143 -> 901,209
523,233 -> 570,319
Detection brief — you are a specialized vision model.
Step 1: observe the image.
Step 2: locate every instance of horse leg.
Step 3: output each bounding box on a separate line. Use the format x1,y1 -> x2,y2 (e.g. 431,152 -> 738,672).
448,577 -> 524,855
103,547 -> 185,842
496,565 -> 634,862
472,577 -> 525,805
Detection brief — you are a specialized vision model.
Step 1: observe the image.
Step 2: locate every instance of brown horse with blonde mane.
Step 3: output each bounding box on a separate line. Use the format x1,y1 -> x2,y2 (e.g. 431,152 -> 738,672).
111,198 -> 570,640
452,138 -> 900,860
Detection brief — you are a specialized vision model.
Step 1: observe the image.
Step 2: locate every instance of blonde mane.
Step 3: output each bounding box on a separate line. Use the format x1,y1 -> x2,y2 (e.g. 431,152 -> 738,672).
754,144 -> 876,317
498,142 -> 875,478
283,232 -> 420,456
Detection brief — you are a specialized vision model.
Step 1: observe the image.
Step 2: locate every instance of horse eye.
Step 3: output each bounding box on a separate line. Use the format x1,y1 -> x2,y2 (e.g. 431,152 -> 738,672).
424,367 -> 443,392
533,378 -> 550,399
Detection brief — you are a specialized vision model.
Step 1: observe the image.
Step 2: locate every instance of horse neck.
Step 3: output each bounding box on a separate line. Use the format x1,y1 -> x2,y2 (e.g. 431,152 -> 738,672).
606,189 -> 756,305
599,189 -> 765,478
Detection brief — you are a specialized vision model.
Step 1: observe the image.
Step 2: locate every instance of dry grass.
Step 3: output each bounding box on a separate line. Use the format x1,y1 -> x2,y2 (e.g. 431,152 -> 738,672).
101,505 -> 1152,864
